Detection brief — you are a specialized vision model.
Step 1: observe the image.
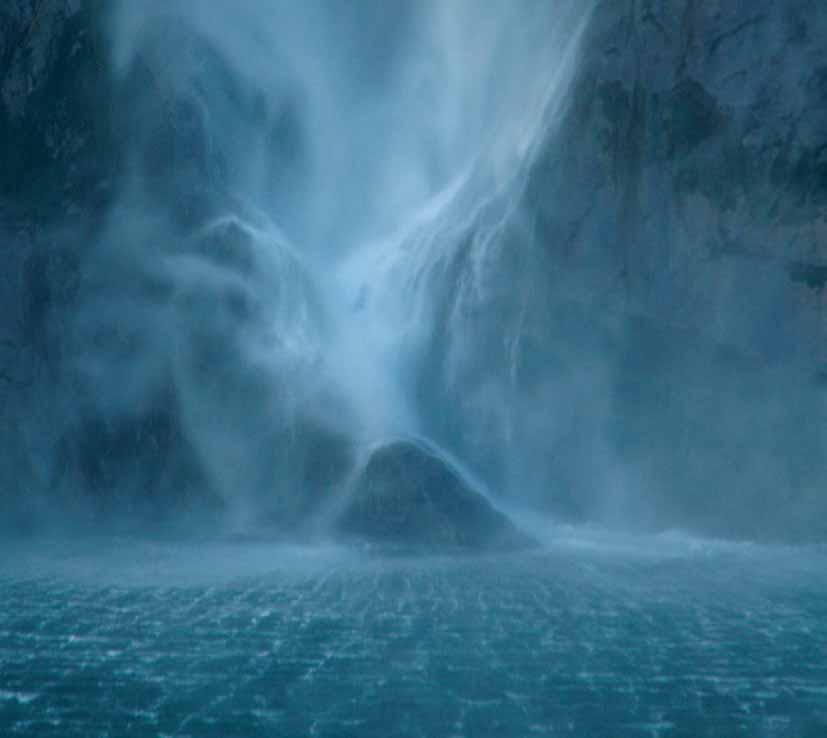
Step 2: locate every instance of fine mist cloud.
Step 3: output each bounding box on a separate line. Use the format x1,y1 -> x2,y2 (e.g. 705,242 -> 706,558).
10,0 -> 819,544
10,0 -> 585,535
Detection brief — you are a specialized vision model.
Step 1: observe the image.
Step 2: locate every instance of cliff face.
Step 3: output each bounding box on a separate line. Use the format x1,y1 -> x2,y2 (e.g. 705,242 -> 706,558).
0,1 -> 100,527
1,1 -> 114,211
0,1 -> 240,528
1,1 -> 357,532
536,0 -> 827,364
539,0 -> 827,537
421,0 -> 827,540
1,1 -> 825,540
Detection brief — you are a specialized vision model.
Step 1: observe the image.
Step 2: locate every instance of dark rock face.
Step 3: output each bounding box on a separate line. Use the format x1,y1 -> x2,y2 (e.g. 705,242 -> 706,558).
534,0 -> 827,361
415,0 -> 827,541
336,441 -> 534,551
0,1 -> 345,532
1,1 -> 116,214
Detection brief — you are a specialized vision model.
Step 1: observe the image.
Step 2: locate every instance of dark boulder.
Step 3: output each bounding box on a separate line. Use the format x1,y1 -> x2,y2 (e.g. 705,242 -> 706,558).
336,439 -> 534,552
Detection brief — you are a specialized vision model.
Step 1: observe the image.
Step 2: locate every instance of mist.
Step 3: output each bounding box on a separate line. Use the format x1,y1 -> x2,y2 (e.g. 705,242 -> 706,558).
4,5 -> 827,735
1,0 -> 825,544
3,0 -> 590,535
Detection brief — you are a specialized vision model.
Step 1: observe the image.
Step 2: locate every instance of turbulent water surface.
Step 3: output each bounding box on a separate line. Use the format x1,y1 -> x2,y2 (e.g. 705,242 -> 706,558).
2,534 -> 826,738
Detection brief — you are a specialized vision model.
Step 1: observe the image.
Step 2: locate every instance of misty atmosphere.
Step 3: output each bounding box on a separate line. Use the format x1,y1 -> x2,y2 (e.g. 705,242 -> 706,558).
1,1 -> 826,736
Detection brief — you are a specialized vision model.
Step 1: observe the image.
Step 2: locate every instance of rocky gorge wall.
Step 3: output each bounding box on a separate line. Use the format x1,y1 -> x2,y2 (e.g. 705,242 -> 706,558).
1,0 -> 825,541
550,0 -> 827,363
410,0 -> 827,540
550,0 -> 827,538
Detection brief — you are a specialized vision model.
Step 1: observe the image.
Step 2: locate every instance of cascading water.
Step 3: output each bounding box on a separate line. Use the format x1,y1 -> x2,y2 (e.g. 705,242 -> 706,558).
52,0 -> 595,530
4,4 -> 827,737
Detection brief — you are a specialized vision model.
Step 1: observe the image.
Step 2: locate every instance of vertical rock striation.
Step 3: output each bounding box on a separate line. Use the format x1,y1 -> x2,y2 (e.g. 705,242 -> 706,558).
420,0 -> 827,540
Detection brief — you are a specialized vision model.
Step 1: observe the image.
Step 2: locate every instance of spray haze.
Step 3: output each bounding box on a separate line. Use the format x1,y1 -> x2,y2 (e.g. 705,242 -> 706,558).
4,8 -> 827,734
4,0 -> 823,543
38,2 -> 584,525
19,0 -> 590,533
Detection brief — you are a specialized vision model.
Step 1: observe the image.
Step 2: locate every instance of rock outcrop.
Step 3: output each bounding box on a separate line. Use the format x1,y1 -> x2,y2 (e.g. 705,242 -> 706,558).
336,440 -> 534,552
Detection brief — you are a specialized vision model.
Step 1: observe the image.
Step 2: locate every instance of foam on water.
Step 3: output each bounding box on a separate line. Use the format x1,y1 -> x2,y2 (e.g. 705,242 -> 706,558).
2,537 -> 826,737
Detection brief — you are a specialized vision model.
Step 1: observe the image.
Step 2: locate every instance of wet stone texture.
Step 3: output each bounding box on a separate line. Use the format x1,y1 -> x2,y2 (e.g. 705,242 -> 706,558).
336,440 -> 534,552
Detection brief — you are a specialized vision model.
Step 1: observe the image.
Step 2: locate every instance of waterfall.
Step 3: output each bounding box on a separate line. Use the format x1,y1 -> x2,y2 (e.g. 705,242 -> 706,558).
11,1 -> 594,531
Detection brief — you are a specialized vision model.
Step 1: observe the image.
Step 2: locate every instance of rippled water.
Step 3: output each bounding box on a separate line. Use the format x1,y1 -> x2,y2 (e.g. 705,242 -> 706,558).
1,533 -> 826,737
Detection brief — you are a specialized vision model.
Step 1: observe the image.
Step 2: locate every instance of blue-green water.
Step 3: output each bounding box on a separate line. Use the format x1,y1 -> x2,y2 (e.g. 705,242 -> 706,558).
1,533 -> 826,737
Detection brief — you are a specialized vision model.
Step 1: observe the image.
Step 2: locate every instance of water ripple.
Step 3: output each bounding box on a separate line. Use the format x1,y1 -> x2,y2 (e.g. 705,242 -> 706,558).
1,538 -> 826,737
